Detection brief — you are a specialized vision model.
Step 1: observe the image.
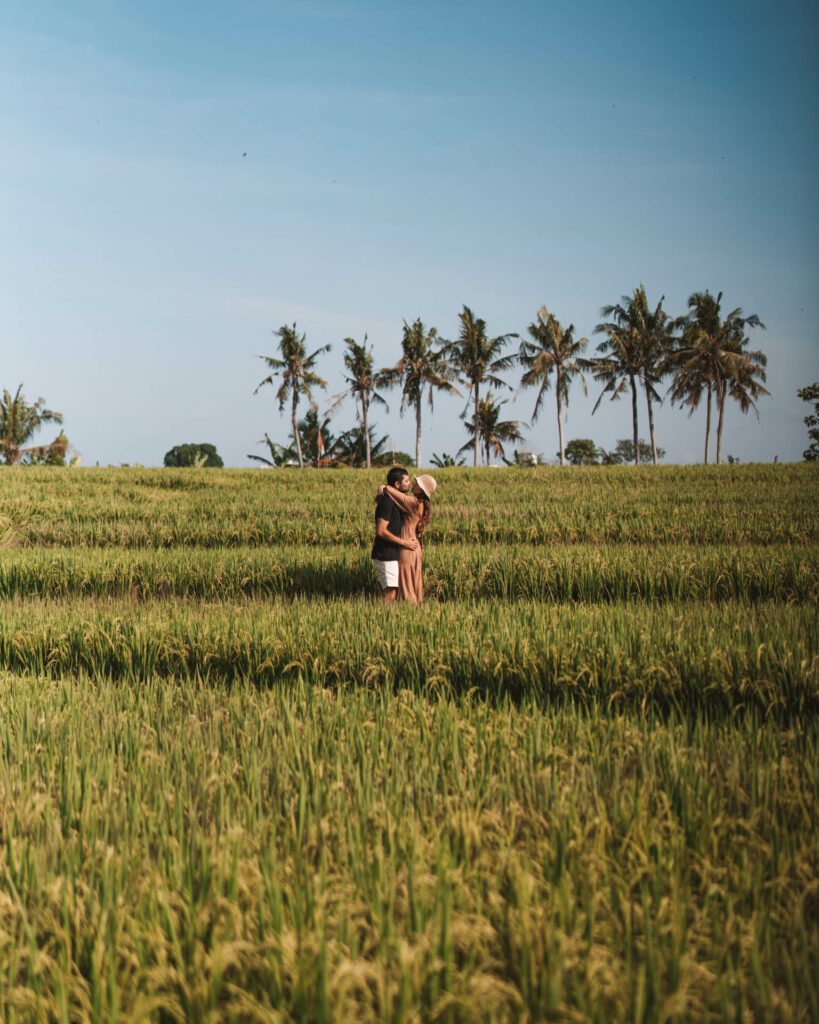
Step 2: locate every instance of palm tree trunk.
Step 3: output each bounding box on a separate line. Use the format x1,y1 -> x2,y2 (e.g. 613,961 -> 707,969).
715,385 -> 726,465
645,385 -> 658,465
630,375 -> 640,465
704,385 -> 712,465
556,369 -> 566,466
473,386 -> 480,468
292,389 -> 304,469
415,397 -> 422,469
362,396 -> 371,469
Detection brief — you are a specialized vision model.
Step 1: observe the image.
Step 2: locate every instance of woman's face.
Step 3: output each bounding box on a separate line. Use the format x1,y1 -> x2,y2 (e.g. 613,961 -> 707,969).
412,482 -> 425,498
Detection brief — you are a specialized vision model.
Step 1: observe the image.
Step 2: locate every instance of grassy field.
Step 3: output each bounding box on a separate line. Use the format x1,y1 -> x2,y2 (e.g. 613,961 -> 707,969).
0,463 -> 816,1022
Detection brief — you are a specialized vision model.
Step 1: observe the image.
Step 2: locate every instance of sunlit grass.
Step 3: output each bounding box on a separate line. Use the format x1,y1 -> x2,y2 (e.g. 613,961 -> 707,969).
0,544 -> 815,603
0,464 -> 816,1020
1,674 -> 816,1023
1,463 -> 816,547
0,596 -> 815,716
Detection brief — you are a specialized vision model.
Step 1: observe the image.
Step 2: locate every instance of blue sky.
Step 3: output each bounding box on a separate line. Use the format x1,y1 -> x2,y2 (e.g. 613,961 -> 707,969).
1,0 -> 817,466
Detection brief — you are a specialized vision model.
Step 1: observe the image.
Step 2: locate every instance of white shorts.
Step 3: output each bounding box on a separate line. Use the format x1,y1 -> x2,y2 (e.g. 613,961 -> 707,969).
372,558 -> 399,590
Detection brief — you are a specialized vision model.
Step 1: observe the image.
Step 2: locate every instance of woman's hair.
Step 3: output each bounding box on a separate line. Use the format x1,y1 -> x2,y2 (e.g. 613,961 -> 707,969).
415,493 -> 431,546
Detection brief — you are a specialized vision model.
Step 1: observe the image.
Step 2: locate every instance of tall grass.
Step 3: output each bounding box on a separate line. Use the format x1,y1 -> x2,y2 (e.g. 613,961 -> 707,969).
0,596 -> 815,716
1,464 -> 816,547
0,544 -> 816,602
0,674 -> 815,1023
0,464 -> 816,1021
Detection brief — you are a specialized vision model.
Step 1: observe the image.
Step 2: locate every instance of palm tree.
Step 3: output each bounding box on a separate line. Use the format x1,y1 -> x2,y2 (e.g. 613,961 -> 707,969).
254,323 -> 330,469
668,291 -> 723,464
668,292 -> 766,464
431,452 -> 466,468
627,287 -> 675,465
588,307 -> 643,465
716,310 -> 767,464
294,407 -> 339,467
457,396 -> 524,466
328,336 -> 389,468
443,306 -> 518,467
590,286 -> 673,466
247,433 -> 296,468
0,385 -> 63,465
519,306 -> 587,467
335,424 -> 389,467
380,319 -> 460,468
20,430 -> 74,466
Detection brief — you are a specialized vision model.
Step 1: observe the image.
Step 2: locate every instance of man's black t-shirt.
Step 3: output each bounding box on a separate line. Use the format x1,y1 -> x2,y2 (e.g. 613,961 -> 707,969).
371,493 -> 403,561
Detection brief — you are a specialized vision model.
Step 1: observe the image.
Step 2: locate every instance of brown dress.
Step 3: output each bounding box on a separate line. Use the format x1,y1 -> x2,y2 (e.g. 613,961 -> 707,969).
383,485 -> 425,605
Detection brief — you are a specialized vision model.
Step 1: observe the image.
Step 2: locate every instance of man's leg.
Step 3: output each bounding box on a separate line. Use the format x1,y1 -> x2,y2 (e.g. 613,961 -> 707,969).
373,559 -> 399,601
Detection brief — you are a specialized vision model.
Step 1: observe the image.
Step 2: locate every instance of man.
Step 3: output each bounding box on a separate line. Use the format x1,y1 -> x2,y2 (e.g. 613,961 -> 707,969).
371,465 -> 418,603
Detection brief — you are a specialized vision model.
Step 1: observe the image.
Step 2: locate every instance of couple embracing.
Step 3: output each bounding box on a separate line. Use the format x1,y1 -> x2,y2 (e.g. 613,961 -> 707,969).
371,466 -> 438,605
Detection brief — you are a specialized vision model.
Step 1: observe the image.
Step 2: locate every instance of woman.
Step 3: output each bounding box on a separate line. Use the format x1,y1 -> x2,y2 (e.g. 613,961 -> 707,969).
376,474 -> 437,605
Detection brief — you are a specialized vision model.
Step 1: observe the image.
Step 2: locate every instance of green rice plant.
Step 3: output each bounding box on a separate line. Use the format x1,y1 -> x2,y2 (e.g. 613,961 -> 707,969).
0,462 -> 816,1021
0,596 -> 815,717
0,544 -> 816,603
0,464 -> 816,547
0,674 -> 815,1022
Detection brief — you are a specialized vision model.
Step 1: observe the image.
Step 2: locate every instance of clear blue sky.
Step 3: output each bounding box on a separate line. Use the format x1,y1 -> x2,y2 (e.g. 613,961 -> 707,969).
2,0 -> 817,466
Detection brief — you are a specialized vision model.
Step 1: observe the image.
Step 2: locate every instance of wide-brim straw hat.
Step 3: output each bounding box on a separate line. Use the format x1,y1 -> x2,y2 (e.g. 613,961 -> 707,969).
414,474 -> 437,498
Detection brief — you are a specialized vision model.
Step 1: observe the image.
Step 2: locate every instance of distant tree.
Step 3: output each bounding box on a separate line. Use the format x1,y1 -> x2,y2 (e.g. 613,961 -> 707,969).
443,306 -> 518,467
247,434 -> 296,468
706,299 -> 768,464
248,410 -> 343,468
0,385 -> 63,465
164,443 -> 223,467
601,438 -> 665,465
329,336 -> 390,468
667,291 -> 722,464
49,432 -> 70,465
335,424 -> 389,467
457,396 -> 524,466
798,382 -> 819,460
628,287 -> 675,465
380,319 -> 460,468
507,450 -> 541,466
519,306 -> 587,466
717,340 -> 768,464
23,430 -> 74,466
431,452 -> 466,468
371,449 -> 415,468
668,291 -> 766,464
255,323 -> 330,469
564,439 -> 600,466
590,286 -> 674,465
295,408 -> 341,467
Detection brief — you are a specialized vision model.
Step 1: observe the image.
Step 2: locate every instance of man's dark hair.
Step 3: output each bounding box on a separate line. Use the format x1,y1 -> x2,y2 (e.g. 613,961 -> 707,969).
386,465 -> 408,487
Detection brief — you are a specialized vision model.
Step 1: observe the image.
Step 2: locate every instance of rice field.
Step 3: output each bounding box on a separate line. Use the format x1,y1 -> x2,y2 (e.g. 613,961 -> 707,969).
0,463 -> 816,1022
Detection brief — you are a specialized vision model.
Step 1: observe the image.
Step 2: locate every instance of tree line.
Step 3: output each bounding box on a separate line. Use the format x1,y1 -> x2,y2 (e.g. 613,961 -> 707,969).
253,287 -> 771,468
6,287 -> 819,467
